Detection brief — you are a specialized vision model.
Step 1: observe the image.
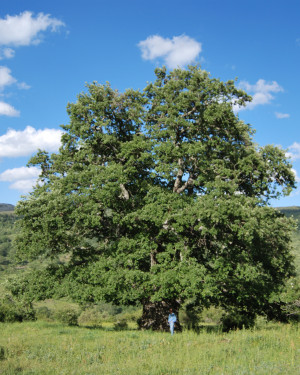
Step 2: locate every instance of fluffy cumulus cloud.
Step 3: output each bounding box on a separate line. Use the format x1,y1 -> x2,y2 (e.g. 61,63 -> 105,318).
0,11 -> 64,116
0,101 -> 20,117
138,35 -> 202,69
0,66 -> 16,89
0,11 -> 65,47
275,112 -> 290,119
233,79 -> 283,112
0,47 -> 15,60
0,166 -> 41,193
238,79 -> 283,110
286,142 -> 300,161
0,126 -> 63,158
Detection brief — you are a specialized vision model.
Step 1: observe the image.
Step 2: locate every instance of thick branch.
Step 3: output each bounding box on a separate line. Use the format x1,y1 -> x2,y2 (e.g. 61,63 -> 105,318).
150,250 -> 157,267
173,158 -> 184,193
119,183 -> 130,200
180,106 -> 196,118
176,177 -> 194,194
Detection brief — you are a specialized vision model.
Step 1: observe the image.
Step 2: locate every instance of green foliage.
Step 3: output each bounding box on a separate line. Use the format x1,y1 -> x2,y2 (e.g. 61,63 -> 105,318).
113,319 -> 128,331
35,306 -> 52,320
13,66 -> 297,328
77,308 -> 102,327
0,212 -> 18,270
0,295 -> 36,322
54,307 -> 79,326
0,345 -> 6,361
221,311 -> 256,332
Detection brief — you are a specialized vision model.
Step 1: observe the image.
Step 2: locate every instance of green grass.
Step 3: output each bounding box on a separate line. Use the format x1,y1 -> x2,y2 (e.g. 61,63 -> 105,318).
0,321 -> 299,374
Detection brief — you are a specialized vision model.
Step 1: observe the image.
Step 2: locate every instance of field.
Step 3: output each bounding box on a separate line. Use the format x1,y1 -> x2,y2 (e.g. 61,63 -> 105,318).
0,321 -> 299,375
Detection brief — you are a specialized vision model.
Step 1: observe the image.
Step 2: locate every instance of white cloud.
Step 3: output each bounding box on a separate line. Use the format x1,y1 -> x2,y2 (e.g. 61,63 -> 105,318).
0,101 -> 20,116
291,168 -> 300,183
236,79 -> 283,111
0,126 -> 63,158
0,11 -> 65,47
0,166 -> 41,193
0,66 -> 16,89
17,82 -> 31,90
9,179 -> 38,192
275,112 -> 290,119
0,166 -> 40,182
138,34 -> 202,69
286,142 -> 300,161
0,47 -> 15,60
0,12 -> 64,116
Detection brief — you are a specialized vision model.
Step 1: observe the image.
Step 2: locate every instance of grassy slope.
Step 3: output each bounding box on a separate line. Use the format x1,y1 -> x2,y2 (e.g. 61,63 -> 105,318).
0,321 -> 299,375
0,203 -> 15,212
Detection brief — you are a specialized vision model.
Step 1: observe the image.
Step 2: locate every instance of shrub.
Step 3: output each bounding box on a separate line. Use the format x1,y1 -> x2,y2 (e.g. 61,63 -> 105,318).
201,306 -> 223,324
78,308 -> 102,327
114,319 -> 128,331
0,346 -> 6,361
35,306 -> 52,321
179,301 -> 202,330
0,295 -> 36,323
221,311 -> 255,332
54,308 -> 79,326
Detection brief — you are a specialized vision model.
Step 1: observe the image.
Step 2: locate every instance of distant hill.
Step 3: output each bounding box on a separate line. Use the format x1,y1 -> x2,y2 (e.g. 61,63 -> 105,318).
277,206 -> 300,230
0,204 -> 15,212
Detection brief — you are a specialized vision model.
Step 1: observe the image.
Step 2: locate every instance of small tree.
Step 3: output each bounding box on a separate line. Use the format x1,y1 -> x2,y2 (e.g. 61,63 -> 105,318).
14,66 -> 296,330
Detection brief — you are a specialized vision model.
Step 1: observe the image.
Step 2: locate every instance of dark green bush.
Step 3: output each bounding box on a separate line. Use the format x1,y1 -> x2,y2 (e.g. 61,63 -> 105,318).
0,346 -> 6,361
54,308 -> 79,326
35,306 -> 52,321
221,311 -> 255,332
78,308 -> 102,327
0,295 -> 36,323
114,319 -> 128,331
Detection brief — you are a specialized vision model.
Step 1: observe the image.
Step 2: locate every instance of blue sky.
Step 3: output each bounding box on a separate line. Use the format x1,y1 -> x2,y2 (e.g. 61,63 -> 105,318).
0,0 -> 299,207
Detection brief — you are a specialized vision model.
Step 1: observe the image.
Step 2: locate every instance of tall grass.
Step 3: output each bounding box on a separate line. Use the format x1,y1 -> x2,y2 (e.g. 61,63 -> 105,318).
0,321 -> 298,374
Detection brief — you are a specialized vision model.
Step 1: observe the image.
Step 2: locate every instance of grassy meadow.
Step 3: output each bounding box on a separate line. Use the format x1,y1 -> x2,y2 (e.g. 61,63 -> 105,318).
0,321 -> 299,375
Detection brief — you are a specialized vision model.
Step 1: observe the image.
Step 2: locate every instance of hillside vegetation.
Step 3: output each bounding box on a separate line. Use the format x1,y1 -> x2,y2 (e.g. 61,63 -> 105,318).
0,204 -> 14,212
0,206 -> 17,272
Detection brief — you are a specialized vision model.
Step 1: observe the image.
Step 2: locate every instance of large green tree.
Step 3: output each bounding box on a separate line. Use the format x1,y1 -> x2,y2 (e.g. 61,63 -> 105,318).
14,66 -> 296,330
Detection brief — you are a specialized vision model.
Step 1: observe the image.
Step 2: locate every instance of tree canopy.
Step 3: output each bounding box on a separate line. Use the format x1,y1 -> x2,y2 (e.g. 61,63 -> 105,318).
14,66 -> 296,330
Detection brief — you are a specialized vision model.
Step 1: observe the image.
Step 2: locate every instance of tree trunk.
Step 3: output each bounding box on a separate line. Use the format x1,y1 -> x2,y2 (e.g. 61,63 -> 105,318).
138,299 -> 182,332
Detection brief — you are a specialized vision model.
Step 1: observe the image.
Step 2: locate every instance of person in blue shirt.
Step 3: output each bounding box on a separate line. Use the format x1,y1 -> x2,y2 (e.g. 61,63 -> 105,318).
168,308 -> 177,335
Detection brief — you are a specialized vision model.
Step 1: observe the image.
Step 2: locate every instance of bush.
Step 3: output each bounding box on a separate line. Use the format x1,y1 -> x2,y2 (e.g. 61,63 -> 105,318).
0,346 -> 6,361
54,308 -> 79,326
221,311 -> 255,332
78,308 -> 102,327
0,295 -> 36,323
35,306 -> 52,321
114,319 -> 128,331
179,301 -> 203,330
201,306 -> 223,324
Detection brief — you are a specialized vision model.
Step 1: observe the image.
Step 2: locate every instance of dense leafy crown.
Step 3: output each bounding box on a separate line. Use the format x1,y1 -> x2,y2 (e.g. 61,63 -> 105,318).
14,66 -> 296,317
